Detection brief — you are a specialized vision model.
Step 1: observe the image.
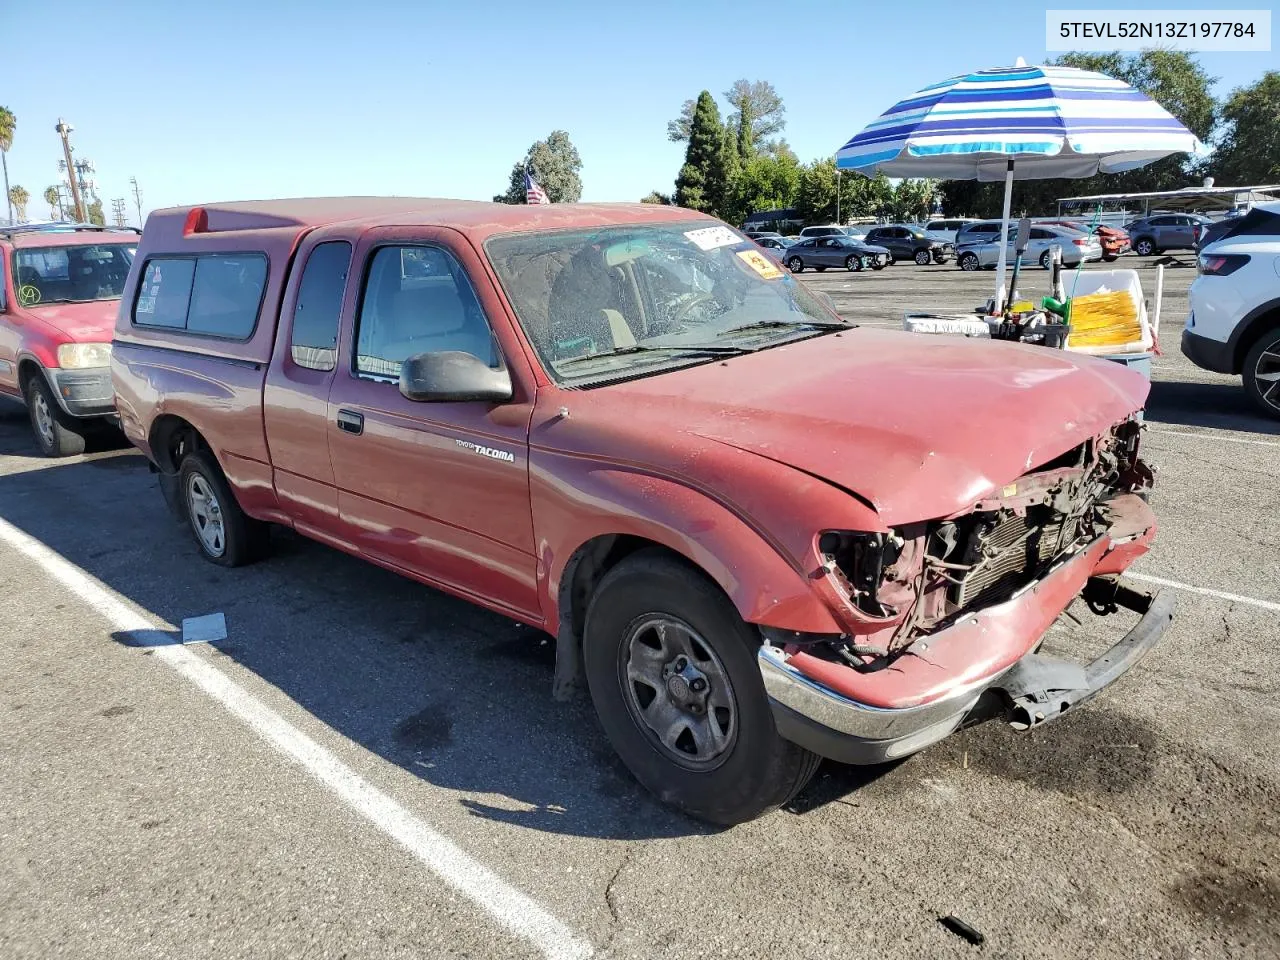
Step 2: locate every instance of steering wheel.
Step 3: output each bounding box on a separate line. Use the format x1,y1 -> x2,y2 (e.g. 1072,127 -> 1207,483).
672,291 -> 716,325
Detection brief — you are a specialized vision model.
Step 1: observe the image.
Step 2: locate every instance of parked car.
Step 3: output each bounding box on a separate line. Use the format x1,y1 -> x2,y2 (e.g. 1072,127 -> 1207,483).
0,223 -> 139,456
783,235 -> 890,273
1124,213 -> 1212,256
113,198 -> 1169,825
863,225 -> 951,265
797,225 -> 851,239
920,218 -> 976,244
1040,220 -> 1130,261
753,235 -> 795,255
955,224 -> 1103,271
743,230 -> 783,240
1181,202 -> 1280,419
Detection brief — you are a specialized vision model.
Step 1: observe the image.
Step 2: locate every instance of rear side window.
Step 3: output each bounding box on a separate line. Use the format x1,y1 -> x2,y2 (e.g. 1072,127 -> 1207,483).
134,254 -> 267,339
290,242 -> 351,371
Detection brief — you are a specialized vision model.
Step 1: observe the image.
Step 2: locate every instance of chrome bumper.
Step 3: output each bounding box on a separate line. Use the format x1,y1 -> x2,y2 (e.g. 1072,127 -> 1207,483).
760,575 -> 1173,765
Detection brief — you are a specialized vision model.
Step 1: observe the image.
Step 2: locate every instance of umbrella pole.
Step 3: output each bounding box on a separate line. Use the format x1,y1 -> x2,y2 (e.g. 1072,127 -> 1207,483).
993,158 -> 1015,314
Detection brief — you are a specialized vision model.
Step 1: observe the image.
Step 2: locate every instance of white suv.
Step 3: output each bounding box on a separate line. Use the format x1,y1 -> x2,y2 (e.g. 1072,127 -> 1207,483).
1181,202 -> 1280,419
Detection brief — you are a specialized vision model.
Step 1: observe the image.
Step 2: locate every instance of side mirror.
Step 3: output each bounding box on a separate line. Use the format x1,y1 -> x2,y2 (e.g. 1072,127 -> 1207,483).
1014,217 -> 1032,255
399,351 -> 513,403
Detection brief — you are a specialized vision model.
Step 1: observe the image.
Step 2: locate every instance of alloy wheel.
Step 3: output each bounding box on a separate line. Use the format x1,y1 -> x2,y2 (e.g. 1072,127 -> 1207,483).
186,473 -> 227,557
32,392 -> 54,448
1252,341 -> 1280,416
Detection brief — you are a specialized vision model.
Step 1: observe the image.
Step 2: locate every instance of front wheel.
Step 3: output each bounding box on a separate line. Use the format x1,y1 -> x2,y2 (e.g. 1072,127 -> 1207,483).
958,252 -> 981,272
1243,328 -> 1280,421
845,255 -> 862,272
786,257 -> 804,274
178,448 -> 271,566
25,374 -> 86,458
914,249 -> 931,265
1039,250 -> 1053,269
583,551 -> 820,825
1134,238 -> 1156,257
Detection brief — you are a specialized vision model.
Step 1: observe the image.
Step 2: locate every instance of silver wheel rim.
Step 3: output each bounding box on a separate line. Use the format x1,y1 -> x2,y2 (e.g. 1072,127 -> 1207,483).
32,391 -> 54,447
916,251 -> 930,264
619,615 -> 738,770
788,258 -> 801,273
1253,340 -> 1280,414
186,473 -> 226,557
962,256 -> 978,271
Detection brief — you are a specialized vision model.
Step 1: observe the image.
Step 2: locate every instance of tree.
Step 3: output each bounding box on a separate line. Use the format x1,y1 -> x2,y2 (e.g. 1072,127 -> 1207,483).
85,199 -> 105,226
724,79 -> 785,158
640,191 -> 672,204
0,106 -> 14,224
675,92 -> 731,215
43,186 -> 60,219
729,152 -> 802,220
667,79 -> 786,154
796,159 -> 890,224
1211,71 -> 1280,184
882,179 -> 937,222
8,185 -> 28,222
937,51 -> 1218,218
494,130 -> 583,204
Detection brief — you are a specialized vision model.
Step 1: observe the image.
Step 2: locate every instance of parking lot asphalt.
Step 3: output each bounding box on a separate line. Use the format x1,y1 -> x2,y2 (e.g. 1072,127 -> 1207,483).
1,256 -> 1277,960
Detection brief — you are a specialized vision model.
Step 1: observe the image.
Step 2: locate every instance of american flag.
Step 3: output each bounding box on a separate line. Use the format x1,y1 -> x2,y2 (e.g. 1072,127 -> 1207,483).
524,169 -> 550,205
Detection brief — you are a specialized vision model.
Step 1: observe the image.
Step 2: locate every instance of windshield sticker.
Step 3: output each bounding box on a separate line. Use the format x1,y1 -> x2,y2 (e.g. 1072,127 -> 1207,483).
684,226 -> 743,251
736,248 -> 783,280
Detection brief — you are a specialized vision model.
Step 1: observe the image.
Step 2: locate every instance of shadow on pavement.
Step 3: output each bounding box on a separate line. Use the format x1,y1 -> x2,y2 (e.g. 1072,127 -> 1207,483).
1144,377 -> 1280,436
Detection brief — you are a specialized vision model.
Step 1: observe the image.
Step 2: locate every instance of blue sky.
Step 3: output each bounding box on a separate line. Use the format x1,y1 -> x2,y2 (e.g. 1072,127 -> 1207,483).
4,0 -> 1275,224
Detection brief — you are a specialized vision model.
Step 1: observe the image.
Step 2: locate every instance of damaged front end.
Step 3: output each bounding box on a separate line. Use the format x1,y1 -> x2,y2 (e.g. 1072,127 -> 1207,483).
760,418 -> 1174,764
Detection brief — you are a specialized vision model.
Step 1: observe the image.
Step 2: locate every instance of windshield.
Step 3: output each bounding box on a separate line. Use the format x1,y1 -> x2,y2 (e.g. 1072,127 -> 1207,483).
486,221 -> 844,384
13,243 -> 135,306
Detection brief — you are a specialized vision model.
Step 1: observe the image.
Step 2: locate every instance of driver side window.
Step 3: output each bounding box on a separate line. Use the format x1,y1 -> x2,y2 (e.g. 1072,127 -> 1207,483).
354,245 -> 498,379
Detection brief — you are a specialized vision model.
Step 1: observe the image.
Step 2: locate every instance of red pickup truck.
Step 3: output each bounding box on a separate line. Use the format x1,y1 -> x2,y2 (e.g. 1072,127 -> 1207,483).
1,224 -> 139,455
112,198 -> 1172,825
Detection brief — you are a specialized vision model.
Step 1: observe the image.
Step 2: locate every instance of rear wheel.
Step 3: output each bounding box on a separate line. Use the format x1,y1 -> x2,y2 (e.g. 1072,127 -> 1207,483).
25,374 -> 86,458
914,249 -> 931,265
786,257 -> 804,274
958,252 -> 980,272
1243,328 -> 1280,421
583,550 -> 819,825
845,255 -> 862,272
1134,238 -> 1156,257
1039,250 -> 1053,269
178,448 -> 270,566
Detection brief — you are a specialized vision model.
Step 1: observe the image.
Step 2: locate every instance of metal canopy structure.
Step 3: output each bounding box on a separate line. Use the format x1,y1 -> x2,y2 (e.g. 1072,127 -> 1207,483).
1056,184 -> 1280,217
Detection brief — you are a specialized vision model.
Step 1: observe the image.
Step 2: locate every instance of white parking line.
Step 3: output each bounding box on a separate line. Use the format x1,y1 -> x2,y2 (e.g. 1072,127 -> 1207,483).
0,515 -> 592,960
1128,572 -> 1280,614
1150,427 -> 1280,448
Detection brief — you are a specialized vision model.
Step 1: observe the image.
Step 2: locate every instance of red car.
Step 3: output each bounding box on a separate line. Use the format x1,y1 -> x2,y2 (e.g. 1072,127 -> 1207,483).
1,224 -> 138,455
112,199 -> 1171,824
1042,220 -> 1130,261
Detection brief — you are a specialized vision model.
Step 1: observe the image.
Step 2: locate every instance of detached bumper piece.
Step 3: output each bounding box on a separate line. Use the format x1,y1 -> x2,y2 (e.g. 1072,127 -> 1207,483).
760,574 -> 1173,765
48,367 -> 115,418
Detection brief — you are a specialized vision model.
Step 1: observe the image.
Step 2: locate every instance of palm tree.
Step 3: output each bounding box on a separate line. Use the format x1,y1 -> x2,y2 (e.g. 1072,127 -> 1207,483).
0,106 -> 15,225
44,186 -> 60,220
8,185 -> 28,222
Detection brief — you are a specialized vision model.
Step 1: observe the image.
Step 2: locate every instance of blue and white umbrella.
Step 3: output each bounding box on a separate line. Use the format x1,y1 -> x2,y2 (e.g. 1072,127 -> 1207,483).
837,60 -> 1204,308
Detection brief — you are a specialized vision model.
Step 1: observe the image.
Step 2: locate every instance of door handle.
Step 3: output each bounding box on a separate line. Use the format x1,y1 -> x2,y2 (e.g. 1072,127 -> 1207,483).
336,409 -> 364,435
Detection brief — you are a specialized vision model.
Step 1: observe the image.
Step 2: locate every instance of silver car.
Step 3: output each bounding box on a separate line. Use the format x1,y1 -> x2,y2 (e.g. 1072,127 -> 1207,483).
955,224 -> 1103,271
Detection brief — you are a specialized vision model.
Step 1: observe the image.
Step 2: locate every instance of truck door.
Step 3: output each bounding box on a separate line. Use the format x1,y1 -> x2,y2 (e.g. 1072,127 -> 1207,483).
0,245 -> 22,395
263,232 -> 354,543
325,226 -> 539,622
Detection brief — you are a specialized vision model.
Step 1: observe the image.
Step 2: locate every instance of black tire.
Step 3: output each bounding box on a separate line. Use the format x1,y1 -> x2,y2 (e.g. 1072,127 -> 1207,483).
25,374 -> 86,458
786,257 -> 804,274
1134,238 -> 1155,257
1243,328 -> 1280,421
583,550 -> 819,825
886,254 -> 896,266
958,252 -> 981,272
1039,250 -> 1053,270
845,255 -> 862,272
177,448 -> 270,566
913,249 -> 931,265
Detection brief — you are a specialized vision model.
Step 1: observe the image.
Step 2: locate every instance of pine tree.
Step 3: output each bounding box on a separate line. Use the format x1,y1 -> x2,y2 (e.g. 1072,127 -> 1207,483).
675,92 -> 728,214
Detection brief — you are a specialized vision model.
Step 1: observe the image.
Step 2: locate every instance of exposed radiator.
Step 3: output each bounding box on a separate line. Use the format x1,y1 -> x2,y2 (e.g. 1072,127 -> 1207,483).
952,512 -> 1073,609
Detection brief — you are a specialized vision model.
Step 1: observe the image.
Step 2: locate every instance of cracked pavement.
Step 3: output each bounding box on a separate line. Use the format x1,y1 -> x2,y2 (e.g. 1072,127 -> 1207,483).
1,259 -> 1277,959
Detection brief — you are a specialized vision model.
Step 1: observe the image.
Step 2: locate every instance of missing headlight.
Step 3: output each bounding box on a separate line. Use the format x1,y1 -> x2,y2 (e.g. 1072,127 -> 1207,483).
819,530 -> 904,617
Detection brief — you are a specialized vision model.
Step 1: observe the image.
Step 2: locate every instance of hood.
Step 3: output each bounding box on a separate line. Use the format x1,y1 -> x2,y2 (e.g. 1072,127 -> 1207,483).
23,300 -> 121,341
599,328 -> 1148,524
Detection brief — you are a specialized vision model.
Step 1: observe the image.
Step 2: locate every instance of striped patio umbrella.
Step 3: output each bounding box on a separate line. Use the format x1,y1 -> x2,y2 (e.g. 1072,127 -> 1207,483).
836,60 -> 1204,310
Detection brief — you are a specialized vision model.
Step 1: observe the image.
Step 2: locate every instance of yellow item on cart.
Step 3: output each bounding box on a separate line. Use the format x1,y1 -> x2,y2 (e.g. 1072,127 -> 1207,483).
1065,289 -> 1142,349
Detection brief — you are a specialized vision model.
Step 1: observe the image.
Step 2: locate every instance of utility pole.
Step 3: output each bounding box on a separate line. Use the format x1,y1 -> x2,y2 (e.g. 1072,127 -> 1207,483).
55,119 -> 85,222
836,169 -> 841,225
129,177 -> 143,228
111,198 -> 127,228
